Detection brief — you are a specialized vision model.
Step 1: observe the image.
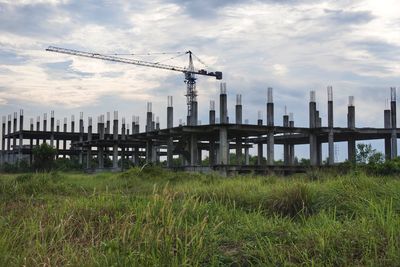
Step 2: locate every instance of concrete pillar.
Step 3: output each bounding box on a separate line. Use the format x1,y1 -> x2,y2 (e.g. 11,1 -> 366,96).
244,118 -> 250,165
71,115 -> 75,133
42,113 -> 47,145
79,112 -> 84,165
98,115 -> 105,169
7,115 -> 11,163
192,101 -> 198,126
384,107 -> 391,160
347,96 -> 356,163
209,100 -> 216,124
63,118 -> 67,159
309,91 -> 318,166
167,96 -> 174,168
267,87 -> 274,165
87,117 -> 92,169
390,87 -> 397,159
145,103 -> 155,164
35,116 -> 40,150
113,111 -> 118,169
283,113 -> 289,165
219,127 -> 228,165
50,111 -> 55,147
106,112 -> 110,135
235,94 -> 243,165
1,116 -> 6,164
220,83 -> 228,124
327,86 -> 334,165
152,113 -> 155,132
56,120 -> 60,159
257,112 -> 263,165
190,134 -> 198,165
18,110 -> 23,163
289,113 -> 295,165
29,118 -> 33,165
314,109 -> 322,166
146,102 -> 153,132
209,100 -> 216,166
155,116 -> 160,130
121,117 -> 126,170
12,112 -> 17,163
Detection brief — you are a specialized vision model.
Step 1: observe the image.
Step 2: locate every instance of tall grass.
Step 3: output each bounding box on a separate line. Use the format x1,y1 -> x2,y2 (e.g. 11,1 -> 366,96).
0,167 -> 400,266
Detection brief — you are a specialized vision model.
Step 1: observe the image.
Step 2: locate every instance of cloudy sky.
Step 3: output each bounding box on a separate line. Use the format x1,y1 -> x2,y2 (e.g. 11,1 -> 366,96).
0,0 -> 399,159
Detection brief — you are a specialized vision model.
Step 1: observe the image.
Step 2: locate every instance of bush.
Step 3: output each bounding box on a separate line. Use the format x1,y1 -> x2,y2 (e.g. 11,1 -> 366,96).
32,143 -> 56,172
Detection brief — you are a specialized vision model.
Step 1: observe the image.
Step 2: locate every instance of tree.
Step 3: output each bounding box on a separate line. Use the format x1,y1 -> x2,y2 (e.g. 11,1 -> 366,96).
33,143 -> 56,171
356,143 -> 383,164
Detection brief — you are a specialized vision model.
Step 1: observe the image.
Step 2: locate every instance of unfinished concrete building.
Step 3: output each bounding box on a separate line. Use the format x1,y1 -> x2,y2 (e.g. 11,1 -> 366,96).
1,86 -> 399,175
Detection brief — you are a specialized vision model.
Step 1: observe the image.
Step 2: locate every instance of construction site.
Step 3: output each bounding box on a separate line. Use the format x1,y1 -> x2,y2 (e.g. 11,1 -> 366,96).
0,47 -> 398,175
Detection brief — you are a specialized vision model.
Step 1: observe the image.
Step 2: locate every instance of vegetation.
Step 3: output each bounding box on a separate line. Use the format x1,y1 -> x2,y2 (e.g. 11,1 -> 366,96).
1,167 -> 400,266
32,142 -> 57,171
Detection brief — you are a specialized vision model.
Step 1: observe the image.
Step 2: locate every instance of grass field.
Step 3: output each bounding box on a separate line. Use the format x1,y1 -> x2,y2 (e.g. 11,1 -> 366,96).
1,167 -> 400,266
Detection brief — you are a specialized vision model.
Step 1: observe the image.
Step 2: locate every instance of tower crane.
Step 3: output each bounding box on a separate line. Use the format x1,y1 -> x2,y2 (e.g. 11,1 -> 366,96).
46,46 -> 223,126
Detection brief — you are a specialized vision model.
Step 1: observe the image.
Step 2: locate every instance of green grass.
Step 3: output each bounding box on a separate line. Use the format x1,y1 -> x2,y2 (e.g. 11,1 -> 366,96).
1,167 -> 400,266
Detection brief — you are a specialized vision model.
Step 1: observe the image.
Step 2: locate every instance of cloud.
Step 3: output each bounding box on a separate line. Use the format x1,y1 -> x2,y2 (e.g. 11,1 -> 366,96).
0,0 -> 399,138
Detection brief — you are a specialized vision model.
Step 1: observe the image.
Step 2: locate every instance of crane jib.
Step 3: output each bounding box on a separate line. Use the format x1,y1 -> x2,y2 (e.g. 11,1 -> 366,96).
46,46 -> 222,80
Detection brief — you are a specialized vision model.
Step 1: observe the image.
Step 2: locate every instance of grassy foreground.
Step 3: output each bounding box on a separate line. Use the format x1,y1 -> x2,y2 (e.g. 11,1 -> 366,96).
1,168 -> 400,266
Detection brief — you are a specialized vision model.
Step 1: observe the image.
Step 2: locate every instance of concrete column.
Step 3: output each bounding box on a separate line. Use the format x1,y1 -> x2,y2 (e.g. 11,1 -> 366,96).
220,83 -> 228,124
113,111 -> 118,169
50,111 -> 55,147
18,110 -> 23,163
190,134 -> 198,166
79,112 -> 84,165
145,103 -> 155,164
42,113 -> 47,144
257,115 -> 263,165
146,140 -> 153,163
244,118 -> 250,165
1,116 -> 6,164
267,87 -> 274,165
167,96 -> 174,168
146,102 -> 153,132
209,100 -> 216,124
192,101 -> 198,126
235,94 -> 243,164
327,86 -> 334,165
289,113 -> 295,165
106,112 -> 110,135
309,91 -> 318,166
121,117 -> 126,170
283,113 -> 289,165
390,87 -> 397,159
56,120 -> 60,159
29,118 -> 33,165
98,115 -> 105,169
7,115 -> 11,163
71,115 -> 75,133
63,118 -> 67,159
134,116 -> 140,165
12,112 -> 17,163
152,113 -> 155,132
35,116 -> 40,149
219,127 -> 228,165
347,96 -> 356,163
209,100 -> 216,166
155,116 -> 160,131
384,107 -> 391,160
87,117 -> 92,169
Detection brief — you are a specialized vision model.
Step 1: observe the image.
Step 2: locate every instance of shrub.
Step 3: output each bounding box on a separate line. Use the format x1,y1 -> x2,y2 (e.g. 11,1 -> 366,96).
32,143 -> 56,172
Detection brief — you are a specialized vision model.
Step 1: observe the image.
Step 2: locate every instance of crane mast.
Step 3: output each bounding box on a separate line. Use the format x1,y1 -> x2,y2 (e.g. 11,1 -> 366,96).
46,46 -> 222,126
